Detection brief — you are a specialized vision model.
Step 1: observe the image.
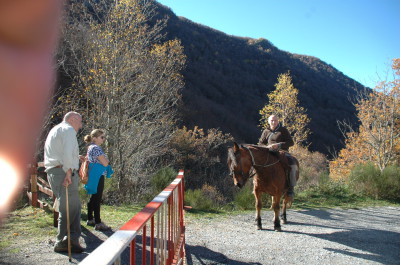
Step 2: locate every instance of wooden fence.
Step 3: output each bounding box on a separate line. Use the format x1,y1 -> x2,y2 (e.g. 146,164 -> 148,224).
26,162 -> 58,227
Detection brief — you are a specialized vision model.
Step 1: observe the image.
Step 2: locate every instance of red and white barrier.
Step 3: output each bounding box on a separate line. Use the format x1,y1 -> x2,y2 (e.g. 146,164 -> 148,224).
80,170 -> 185,265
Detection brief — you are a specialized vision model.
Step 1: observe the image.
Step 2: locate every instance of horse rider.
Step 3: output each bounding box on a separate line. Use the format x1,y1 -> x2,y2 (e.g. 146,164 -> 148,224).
258,114 -> 297,198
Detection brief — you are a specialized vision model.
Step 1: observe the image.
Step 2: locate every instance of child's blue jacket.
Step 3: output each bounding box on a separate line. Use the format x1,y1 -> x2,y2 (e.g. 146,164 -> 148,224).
84,163 -> 114,194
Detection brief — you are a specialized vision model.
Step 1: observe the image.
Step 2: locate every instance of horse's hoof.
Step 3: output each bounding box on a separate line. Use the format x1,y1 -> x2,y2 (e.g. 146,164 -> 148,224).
257,225 -> 262,230
281,219 -> 287,224
274,227 -> 282,232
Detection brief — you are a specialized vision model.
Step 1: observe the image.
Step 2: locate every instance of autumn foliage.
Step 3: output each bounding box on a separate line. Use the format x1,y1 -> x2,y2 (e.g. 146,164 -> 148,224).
259,71 -> 311,146
55,0 -> 186,201
330,59 -> 400,180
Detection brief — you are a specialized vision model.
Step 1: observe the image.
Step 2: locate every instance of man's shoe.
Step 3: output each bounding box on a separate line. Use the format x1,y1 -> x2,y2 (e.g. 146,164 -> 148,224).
86,219 -> 95,226
55,240 -> 84,253
54,241 -> 68,253
95,222 -> 111,231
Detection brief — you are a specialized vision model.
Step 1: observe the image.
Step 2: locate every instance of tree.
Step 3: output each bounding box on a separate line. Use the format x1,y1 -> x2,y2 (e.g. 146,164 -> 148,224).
330,58 -> 400,179
58,0 -> 186,201
355,84 -> 399,171
329,130 -> 370,180
259,71 -> 310,146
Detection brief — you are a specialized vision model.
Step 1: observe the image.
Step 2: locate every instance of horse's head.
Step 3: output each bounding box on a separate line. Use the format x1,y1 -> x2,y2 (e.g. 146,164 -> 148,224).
227,142 -> 253,188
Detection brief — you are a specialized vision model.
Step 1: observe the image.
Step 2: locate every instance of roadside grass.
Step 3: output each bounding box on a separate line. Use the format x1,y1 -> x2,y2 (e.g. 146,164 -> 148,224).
80,204 -> 145,230
0,207 -> 55,253
294,188 -> 397,209
0,204 -> 144,253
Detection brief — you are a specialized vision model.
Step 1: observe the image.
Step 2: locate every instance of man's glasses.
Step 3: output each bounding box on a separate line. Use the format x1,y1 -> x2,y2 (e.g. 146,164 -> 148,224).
100,136 -> 106,139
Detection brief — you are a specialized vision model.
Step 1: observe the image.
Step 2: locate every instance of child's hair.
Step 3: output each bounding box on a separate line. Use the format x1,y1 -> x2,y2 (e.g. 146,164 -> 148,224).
84,129 -> 105,143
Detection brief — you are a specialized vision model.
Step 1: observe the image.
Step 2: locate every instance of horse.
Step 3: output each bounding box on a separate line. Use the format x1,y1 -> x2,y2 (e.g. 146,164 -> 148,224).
227,142 -> 299,231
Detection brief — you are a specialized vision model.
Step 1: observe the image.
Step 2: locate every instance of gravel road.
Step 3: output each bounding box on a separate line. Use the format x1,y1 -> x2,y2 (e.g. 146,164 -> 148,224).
185,207 -> 400,265
1,207 -> 399,265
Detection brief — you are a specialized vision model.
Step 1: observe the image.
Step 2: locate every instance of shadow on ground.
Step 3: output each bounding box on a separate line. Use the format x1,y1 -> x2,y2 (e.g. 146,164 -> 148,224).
283,209 -> 400,264
186,244 -> 263,265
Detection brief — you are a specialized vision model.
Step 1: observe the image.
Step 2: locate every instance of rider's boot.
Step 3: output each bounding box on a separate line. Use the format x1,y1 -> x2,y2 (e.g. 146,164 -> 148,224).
287,164 -> 297,198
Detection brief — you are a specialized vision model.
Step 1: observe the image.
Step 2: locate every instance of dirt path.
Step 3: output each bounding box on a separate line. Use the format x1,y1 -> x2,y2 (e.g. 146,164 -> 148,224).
1,207 -> 399,265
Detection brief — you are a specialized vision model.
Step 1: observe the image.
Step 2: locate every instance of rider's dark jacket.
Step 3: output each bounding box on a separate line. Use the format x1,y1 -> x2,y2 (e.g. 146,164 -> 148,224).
258,123 -> 294,151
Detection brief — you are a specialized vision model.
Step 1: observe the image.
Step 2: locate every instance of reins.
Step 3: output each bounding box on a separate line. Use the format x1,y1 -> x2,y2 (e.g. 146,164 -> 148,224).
241,145 -> 280,177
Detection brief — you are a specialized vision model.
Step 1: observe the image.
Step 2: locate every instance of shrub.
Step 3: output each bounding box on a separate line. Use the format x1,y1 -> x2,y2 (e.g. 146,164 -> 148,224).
299,179 -> 358,206
233,182 -> 254,210
201,184 -> 226,206
380,165 -> 400,200
150,167 -> 177,193
185,184 -> 226,211
290,145 -> 328,192
318,171 -> 331,186
168,126 -> 233,193
349,163 -> 380,198
185,189 -> 214,211
316,178 -> 350,198
79,183 -> 90,205
349,163 -> 400,201
135,167 -> 178,203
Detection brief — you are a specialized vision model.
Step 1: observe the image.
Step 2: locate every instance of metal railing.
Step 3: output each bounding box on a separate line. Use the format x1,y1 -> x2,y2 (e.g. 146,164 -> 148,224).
80,170 -> 185,265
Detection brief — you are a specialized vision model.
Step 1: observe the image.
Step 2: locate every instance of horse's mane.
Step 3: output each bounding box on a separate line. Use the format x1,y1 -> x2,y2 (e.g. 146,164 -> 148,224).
228,144 -> 271,167
228,144 -> 275,166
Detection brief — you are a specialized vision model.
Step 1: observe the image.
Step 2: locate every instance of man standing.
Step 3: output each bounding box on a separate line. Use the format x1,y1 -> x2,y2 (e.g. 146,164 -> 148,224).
258,115 -> 297,198
44,111 -> 84,253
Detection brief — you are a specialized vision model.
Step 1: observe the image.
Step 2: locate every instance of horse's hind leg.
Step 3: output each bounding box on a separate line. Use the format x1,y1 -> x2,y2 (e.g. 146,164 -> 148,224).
272,195 -> 282,231
281,199 -> 287,224
254,191 -> 262,230
281,193 -> 293,224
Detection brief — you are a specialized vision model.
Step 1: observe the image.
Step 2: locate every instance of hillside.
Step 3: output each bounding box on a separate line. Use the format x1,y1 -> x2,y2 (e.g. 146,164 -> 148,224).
156,3 -> 365,155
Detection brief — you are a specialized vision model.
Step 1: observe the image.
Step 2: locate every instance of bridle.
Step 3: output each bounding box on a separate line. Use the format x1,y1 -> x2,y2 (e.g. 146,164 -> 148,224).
230,144 -> 280,179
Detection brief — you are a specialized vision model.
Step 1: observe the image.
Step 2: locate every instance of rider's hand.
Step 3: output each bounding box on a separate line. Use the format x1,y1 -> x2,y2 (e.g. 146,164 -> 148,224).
267,143 -> 280,150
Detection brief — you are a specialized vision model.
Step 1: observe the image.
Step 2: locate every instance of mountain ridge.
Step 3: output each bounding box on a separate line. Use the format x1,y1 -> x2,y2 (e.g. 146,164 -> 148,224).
156,3 -> 364,155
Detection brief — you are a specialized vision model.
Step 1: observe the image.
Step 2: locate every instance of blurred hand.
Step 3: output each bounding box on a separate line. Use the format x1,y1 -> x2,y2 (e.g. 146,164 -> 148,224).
0,0 -> 62,221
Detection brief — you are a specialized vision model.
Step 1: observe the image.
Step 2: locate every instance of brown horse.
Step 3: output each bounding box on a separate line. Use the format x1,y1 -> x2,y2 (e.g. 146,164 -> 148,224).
227,142 -> 299,231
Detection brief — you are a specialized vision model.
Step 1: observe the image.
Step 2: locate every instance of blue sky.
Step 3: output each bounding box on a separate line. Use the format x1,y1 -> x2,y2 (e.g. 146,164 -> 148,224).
157,0 -> 399,88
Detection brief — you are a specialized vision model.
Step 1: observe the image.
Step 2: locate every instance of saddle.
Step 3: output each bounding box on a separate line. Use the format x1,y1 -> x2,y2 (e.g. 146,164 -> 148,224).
270,150 -> 291,176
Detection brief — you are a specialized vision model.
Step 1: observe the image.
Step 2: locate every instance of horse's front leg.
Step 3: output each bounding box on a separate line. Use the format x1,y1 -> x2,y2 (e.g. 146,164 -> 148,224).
254,190 -> 262,230
272,194 -> 282,231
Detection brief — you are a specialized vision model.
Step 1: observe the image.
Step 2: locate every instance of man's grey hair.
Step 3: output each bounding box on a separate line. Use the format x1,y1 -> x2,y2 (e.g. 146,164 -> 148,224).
63,111 -> 81,122
268,114 -> 279,121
